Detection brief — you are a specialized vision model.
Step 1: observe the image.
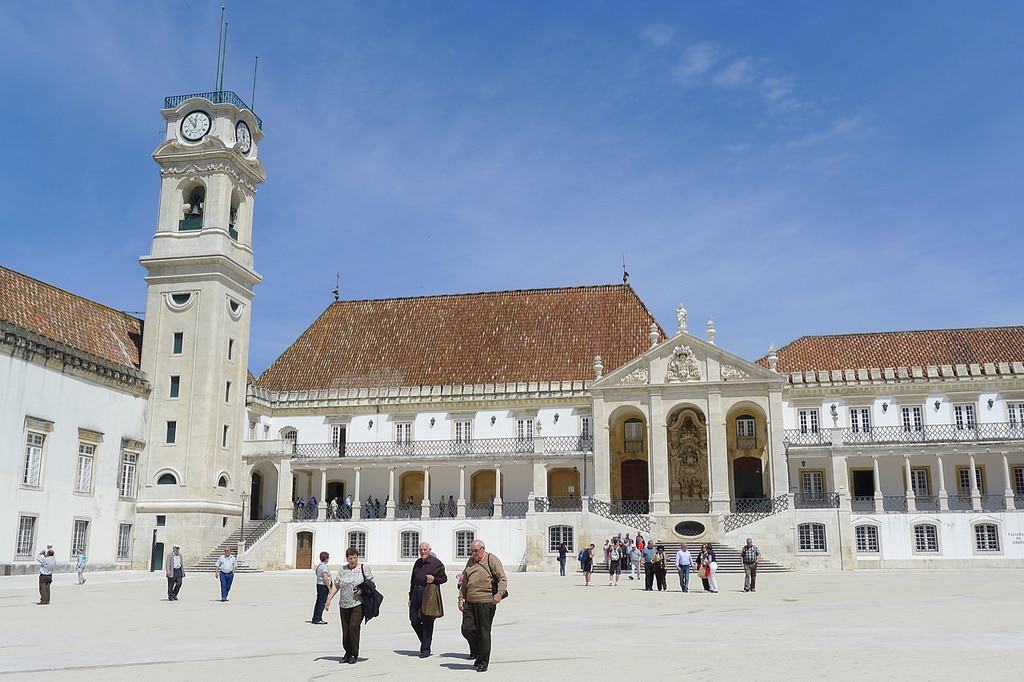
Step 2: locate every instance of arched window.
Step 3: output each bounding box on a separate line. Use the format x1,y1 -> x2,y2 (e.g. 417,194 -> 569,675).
797,522 -> 826,552
282,429 -> 297,453
400,530 -> 420,560
854,525 -> 878,553
179,185 -> 205,231
157,472 -> 178,485
974,523 -> 1000,552
348,530 -> 367,558
548,525 -> 574,553
913,523 -> 939,553
218,475 -> 229,488
455,530 -> 475,559
623,418 -> 644,454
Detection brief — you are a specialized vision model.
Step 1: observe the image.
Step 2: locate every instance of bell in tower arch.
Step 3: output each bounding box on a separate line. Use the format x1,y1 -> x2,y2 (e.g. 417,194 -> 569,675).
179,186 -> 205,232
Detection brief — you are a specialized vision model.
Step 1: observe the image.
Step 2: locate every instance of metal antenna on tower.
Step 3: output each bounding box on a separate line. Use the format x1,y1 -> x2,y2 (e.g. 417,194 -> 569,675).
218,22 -> 229,92
622,254 -> 630,284
251,56 -> 259,108
332,273 -> 340,302
215,6 -> 225,91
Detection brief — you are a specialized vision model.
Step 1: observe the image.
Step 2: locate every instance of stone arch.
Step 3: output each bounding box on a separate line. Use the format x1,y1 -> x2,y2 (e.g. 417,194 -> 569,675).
400,471 -> 425,506
726,402 -> 769,499
607,405 -> 648,502
249,460 -> 279,521
665,404 -> 709,511
471,469 -> 504,504
547,467 -> 580,498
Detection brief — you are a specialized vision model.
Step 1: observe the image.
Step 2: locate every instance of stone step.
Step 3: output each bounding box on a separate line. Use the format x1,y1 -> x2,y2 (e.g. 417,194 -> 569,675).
584,542 -> 787,574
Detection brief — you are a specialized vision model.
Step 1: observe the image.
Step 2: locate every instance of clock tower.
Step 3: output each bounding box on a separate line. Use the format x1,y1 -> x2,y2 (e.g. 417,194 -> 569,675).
135,92 -> 266,566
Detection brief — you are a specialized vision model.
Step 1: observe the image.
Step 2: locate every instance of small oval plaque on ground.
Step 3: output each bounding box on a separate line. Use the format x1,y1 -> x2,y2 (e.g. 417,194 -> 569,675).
674,521 -> 706,537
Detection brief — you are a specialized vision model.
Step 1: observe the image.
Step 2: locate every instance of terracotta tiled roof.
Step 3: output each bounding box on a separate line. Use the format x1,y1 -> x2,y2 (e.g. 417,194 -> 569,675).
762,327 -> 1024,374
256,284 -> 662,391
0,266 -> 143,369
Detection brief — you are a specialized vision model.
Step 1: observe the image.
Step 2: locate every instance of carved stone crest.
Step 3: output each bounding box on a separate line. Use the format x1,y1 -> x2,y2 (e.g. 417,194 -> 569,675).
720,364 -> 749,381
665,345 -> 701,383
621,367 -> 649,385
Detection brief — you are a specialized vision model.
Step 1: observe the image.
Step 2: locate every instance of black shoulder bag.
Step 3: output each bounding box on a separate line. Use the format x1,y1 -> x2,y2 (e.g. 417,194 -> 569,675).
485,554 -> 509,600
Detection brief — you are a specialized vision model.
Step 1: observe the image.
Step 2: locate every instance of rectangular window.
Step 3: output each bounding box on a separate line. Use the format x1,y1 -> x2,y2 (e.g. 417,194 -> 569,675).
548,525 -> 574,553
23,432 -> 44,487
797,523 -> 827,552
119,452 -> 138,498
910,468 -> 930,497
248,422 -> 256,440
914,524 -> 939,552
117,523 -> 133,560
854,525 -> 878,553
516,418 -> 535,442
953,403 -> 976,431
400,530 -> 420,559
224,381 -> 231,403
156,515 -> 166,527
166,421 -> 177,444
1008,402 -> 1024,428
169,375 -> 180,398
456,530 -> 475,559
974,524 -> 1000,552
623,420 -> 643,454
16,516 -> 36,556
798,409 -> 819,434
394,422 -> 413,445
227,338 -> 235,360
801,471 -> 824,494
71,519 -> 89,557
580,416 -> 592,440
957,466 -> 984,494
331,425 -> 346,452
901,406 -> 923,432
172,332 -> 183,354
75,442 -> 95,494
736,417 -> 756,439
348,531 -> 367,558
849,407 -> 871,433
1014,466 -> 1024,495
455,420 -> 473,444
222,425 -> 229,448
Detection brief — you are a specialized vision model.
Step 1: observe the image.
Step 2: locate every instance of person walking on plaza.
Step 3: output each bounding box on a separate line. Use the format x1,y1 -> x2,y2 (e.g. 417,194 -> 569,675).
325,547 -> 374,664
409,541 -> 447,657
75,548 -> 87,585
459,539 -> 507,673
36,546 -> 56,604
642,540 -> 658,591
164,544 -> 185,601
621,537 -> 633,576
556,541 -> 567,576
313,551 -> 332,624
741,538 -> 761,592
581,543 -> 594,586
675,543 -> 693,592
698,543 -> 718,593
607,538 -> 622,586
215,547 -> 237,601
630,542 -> 642,581
654,545 -> 668,591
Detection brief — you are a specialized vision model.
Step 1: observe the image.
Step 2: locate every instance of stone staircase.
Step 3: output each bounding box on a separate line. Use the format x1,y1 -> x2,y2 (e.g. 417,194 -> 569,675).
586,541 -> 788,574
187,514 -> 277,573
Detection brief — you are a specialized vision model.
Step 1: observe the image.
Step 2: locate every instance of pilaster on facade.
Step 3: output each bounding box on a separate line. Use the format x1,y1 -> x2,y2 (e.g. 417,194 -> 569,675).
593,396 -> 610,502
832,452 -> 852,511
706,390 -> 730,513
386,467 -> 397,519
457,465 -> 467,518
421,466 -> 432,516
492,466 -> 503,518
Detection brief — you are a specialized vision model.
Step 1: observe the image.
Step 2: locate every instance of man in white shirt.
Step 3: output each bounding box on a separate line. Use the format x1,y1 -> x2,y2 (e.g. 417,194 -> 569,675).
215,547 -> 237,601
36,546 -> 57,605
675,543 -> 693,593
164,544 -> 185,601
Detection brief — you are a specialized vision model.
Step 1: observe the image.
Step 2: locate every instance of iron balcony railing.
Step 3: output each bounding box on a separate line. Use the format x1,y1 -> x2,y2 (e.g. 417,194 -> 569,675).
502,500 -> 528,518
793,492 -> 841,509
851,496 -> 876,512
882,495 -> 908,512
164,90 -> 263,129
785,422 -> 1024,448
914,495 -> 940,512
586,498 -> 652,533
722,494 -> 789,533
293,435 -> 593,460
534,496 -> 584,513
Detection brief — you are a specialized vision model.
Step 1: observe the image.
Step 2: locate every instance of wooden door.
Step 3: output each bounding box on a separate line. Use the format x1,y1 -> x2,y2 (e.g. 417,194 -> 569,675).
620,459 -> 649,500
733,457 -> 764,498
250,472 -> 263,520
295,531 -> 313,569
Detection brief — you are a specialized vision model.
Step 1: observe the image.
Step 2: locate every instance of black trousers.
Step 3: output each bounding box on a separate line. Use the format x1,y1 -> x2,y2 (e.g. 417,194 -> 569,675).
409,586 -> 436,653
39,574 -> 52,604
313,584 -> 329,622
167,569 -> 183,599
644,563 -> 655,590
340,604 -> 363,658
656,568 -> 667,591
461,601 -> 496,666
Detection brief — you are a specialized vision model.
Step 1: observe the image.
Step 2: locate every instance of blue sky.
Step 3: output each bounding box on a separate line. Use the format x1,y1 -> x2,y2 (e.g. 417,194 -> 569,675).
2,2 -> 1022,374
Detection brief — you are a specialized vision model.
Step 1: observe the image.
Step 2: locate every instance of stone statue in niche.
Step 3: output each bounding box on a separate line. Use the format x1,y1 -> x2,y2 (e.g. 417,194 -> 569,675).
667,408 -> 709,501
665,345 -> 701,383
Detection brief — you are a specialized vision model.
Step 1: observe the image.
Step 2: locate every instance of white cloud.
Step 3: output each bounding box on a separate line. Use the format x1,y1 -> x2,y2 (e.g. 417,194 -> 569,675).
672,43 -> 718,83
712,58 -> 756,88
640,24 -> 675,47
784,116 -> 864,148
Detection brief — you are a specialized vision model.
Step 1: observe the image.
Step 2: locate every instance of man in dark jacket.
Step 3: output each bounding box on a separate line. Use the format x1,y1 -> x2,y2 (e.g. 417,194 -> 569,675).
409,541 -> 447,657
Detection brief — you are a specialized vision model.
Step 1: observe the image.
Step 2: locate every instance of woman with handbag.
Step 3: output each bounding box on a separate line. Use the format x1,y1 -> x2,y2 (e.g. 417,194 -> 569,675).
409,541 -> 447,658
325,547 -> 373,664
698,543 -> 718,593
654,545 -> 669,591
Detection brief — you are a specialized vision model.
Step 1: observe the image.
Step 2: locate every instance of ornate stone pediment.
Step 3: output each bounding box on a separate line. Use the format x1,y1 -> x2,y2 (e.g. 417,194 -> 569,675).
665,345 -> 701,383
720,364 -> 749,381
620,367 -> 649,385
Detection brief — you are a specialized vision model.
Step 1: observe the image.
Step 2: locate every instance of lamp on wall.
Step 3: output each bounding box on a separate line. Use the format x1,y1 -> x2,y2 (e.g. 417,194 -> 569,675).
429,417 -> 436,428
490,416 -> 497,426
934,400 -> 941,411
830,404 -> 838,418
368,419 -> 374,429
987,398 -> 994,409
800,460 -> 806,468
882,402 -> 889,413
554,413 -> 560,423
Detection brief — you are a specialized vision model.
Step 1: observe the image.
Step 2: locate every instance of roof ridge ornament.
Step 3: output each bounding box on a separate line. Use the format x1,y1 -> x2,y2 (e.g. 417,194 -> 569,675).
649,322 -> 660,348
594,355 -> 604,380
767,345 -> 778,373
676,304 -> 688,334
706,318 -> 716,345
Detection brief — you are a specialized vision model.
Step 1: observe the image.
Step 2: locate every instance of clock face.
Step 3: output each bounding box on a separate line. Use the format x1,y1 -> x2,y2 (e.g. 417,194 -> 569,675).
180,111 -> 211,141
235,121 -> 252,154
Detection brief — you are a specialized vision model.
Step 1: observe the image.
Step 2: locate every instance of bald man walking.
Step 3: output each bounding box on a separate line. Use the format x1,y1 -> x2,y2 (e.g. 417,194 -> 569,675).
459,539 -> 507,673
409,541 -> 447,657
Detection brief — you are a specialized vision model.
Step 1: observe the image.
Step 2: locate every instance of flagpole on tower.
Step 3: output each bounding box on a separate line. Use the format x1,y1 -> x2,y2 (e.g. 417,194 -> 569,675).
215,6 -> 225,91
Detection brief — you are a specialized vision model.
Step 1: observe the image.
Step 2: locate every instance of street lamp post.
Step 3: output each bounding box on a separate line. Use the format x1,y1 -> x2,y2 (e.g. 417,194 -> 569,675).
239,491 -> 249,549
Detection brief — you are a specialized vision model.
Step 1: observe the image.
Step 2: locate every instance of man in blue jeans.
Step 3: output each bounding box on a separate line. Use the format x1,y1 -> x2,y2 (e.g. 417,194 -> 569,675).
641,541 -> 658,591
675,543 -> 693,592
215,547 -> 236,601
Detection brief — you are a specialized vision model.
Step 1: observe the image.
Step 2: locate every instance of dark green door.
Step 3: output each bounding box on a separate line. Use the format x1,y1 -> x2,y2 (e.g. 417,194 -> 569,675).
150,542 -> 164,572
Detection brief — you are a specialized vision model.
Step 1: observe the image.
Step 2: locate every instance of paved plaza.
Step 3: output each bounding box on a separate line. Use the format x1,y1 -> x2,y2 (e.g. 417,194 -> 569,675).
1,567 -> 1022,680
